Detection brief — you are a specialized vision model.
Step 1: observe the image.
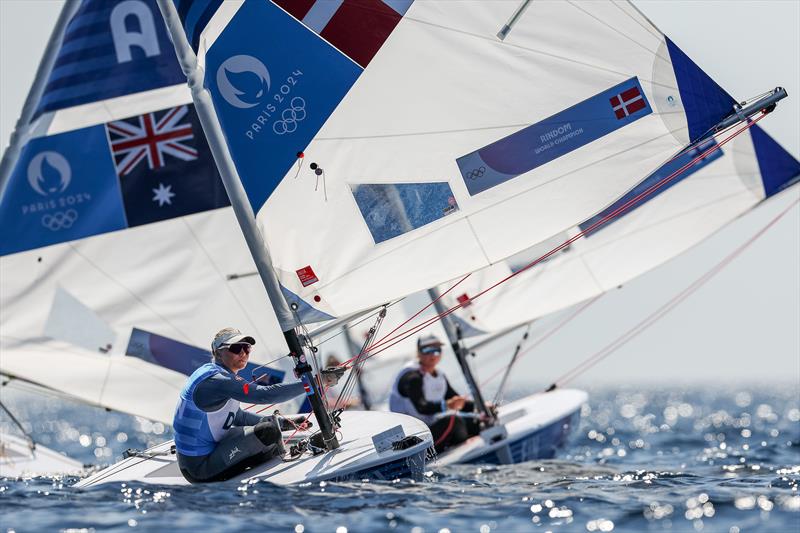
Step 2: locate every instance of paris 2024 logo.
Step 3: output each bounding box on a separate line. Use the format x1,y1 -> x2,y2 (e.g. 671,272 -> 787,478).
215,54 -> 306,139
22,151 -> 91,231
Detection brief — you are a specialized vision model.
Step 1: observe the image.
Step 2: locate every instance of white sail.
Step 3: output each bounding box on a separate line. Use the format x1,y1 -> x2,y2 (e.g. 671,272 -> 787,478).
0,0 -> 295,423
440,126 -> 800,337
166,0 -> 759,324
2,339 -> 183,425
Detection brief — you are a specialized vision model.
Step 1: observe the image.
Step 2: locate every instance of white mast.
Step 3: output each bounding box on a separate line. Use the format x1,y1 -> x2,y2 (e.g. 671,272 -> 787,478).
156,0 -> 339,449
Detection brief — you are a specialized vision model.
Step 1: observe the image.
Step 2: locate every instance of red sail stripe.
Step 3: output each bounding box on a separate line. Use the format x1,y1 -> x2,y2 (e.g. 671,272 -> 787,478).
273,0 -> 316,21
273,0 -> 405,68
320,0 -> 403,68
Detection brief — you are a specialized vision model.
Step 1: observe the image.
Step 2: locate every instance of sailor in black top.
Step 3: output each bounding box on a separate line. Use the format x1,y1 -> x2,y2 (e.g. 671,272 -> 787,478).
389,334 -> 481,453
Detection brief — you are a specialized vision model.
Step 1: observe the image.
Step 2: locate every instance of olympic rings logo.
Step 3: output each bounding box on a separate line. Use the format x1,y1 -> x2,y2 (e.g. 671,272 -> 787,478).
273,97 -> 307,135
465,166 -> 486,180
41,209 -> 78,231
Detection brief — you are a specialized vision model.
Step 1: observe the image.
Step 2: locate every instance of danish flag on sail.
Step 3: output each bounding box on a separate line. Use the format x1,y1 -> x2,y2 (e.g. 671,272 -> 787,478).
272,0 -> 413,67
610,87 -> 647,119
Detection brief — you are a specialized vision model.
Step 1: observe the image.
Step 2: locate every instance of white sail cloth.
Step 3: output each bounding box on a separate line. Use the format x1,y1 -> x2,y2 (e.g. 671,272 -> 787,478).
1,209 -> 287,355
0,209 -> 300,423
1,339 -> 182,425
439,128 -> 800,336
0,0 -> 298,423
182,1 -> 723,321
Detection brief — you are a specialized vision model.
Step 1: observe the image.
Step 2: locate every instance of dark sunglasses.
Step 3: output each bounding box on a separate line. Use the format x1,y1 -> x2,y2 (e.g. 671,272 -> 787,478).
419,346 -> 442,356
226,343 -> 252,354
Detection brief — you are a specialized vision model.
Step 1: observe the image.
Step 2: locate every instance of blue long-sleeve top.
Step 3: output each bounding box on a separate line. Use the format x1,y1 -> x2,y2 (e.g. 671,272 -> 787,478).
193,364 -> 305,416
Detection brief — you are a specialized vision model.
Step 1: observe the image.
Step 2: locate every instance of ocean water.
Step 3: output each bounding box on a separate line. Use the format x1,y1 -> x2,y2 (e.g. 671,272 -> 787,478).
1,385 -> 798,532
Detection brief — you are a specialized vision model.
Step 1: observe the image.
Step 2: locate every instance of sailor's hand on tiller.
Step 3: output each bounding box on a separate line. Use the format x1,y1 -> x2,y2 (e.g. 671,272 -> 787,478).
446,396 -> 466,411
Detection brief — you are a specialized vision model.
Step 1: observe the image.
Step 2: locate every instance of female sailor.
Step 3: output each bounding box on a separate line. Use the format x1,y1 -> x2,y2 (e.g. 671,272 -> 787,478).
173,327 -> 339,482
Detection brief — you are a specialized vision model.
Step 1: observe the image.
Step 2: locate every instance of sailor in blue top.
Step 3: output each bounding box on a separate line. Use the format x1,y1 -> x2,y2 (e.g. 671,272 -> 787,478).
173,327 -> 339,483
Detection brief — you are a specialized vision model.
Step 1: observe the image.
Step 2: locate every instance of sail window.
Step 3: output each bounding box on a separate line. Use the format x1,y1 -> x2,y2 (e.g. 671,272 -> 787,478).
351,182 -> 459,244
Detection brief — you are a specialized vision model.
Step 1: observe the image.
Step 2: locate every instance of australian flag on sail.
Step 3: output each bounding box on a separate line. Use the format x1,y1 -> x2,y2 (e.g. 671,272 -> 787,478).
105,104 -> 229,227
0,103 -> 229,255
0,0 -> 231,256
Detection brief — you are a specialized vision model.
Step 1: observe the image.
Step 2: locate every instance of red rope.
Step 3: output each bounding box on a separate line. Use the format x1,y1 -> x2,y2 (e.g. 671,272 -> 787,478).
434,414 -> 457,448
243,112 -> 767,415
479,295 -> 602,387
338,273 -> 472,368
553,196 -> 800,387
339,113 -> 767,369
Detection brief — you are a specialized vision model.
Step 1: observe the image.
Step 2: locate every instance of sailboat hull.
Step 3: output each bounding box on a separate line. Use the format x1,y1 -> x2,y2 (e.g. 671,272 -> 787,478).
74,410 -> 432,487
436,389 -> 587,466
1,434 -> 84,477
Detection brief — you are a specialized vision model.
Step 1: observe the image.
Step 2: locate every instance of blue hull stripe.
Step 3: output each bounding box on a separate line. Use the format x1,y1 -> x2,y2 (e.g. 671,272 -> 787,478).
465,411 -> 580,465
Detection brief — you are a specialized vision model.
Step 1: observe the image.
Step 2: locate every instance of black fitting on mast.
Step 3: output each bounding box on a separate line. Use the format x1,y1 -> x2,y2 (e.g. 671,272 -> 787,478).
451,325 -> 495,424
711,87 -> 787,136
283,329 -> 340,450
427,287 -> 496,425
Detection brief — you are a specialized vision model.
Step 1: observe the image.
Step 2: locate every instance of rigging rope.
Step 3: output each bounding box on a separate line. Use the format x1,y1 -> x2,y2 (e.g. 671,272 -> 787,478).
333,308 -> 386,411
244,110 -> 768,421
335,112 -> 767,373
313,298 -> 404,348
0,398 -> 36,450
491,323 -> 532,405
550,196 -> 800,388
338,273 -> 473,368
481,294 -> 602,390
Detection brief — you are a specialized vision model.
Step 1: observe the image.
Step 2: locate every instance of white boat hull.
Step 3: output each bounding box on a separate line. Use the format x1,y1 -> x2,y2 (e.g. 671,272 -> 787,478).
75,410 -> 432,487
1,434 -> 84,477
437,388 -> 587,465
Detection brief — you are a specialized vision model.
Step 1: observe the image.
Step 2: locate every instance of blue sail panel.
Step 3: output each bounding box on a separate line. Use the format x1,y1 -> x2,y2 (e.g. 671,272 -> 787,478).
749,124 -> 800,197
0,126 -> 126,256
280,284 -> 334,324
126,327 -> 284,383
665,37 -> 736,143
172,0 -> 223,53
1,104 -> 229,256
34,0 -> 184,117
457,78 -> 653,196
202,0 -> 363,212
579,139 -> 723,237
